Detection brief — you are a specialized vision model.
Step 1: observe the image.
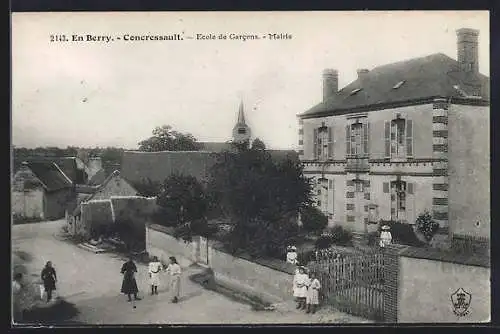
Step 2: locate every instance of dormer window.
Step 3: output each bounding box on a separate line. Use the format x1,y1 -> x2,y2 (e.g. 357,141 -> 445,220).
392,80 -> 405,89
350,88 -> 362,95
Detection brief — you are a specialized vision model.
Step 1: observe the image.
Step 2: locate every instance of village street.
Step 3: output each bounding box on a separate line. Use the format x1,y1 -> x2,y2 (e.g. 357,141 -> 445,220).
13,220 -> 371,324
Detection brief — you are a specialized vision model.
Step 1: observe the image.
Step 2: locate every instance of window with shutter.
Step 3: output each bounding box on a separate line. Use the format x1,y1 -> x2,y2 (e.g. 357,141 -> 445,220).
328,127 -> 334,159
406,119 -> 413,157
363,122 -> 370,157
383,182 -> 389,193
346,125 -> 351,158
313,128 -> 318,159
384,121 -> 391,158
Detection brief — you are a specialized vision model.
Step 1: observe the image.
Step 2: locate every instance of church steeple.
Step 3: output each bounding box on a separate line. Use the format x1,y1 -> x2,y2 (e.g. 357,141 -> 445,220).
232,100 -> 251,144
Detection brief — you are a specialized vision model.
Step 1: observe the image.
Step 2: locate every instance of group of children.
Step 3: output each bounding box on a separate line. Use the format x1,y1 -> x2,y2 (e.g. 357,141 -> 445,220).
292,265 -> 321,314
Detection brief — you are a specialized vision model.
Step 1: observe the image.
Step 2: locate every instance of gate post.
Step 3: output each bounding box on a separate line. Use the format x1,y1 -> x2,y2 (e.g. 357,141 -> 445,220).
382,244 -> 403,323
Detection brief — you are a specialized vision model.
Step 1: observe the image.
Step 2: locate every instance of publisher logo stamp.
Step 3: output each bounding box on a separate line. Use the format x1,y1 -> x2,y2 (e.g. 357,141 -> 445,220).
451,288 -> 471,317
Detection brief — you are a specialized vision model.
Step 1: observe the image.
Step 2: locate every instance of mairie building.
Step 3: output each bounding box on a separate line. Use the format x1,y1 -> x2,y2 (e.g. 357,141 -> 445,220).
297,28 -> 489,252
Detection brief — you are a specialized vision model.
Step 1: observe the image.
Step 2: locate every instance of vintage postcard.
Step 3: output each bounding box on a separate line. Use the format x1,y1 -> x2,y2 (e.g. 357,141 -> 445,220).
11,11 -> 490,325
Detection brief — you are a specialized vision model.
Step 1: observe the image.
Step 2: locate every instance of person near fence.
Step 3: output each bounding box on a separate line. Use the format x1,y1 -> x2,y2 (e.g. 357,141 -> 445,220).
306,271 -> 321,314
379,225 -> 392,248
293,266 -> 309,310
121,256 -> 140,302
148,256 -> 163,295
286,245 -> 298,264
166,256 -> 181,303
41,261 -> 57,303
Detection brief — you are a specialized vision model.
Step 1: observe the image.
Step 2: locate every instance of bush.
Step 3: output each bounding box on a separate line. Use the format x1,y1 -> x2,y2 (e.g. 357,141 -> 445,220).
300,206 -> 328,234
378,220 -> 425,247
416,211 -> 440,242
314,225 -> 352,249
315,235 -> 333,249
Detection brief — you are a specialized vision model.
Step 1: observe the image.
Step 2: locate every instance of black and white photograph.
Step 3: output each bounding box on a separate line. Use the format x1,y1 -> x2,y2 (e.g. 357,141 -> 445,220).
11,11 -> 490,325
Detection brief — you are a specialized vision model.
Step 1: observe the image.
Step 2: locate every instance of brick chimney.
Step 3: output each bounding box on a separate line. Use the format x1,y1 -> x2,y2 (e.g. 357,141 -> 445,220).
457,28 -> 479,74
322,69 -> 338,101
357,68 -> 369,81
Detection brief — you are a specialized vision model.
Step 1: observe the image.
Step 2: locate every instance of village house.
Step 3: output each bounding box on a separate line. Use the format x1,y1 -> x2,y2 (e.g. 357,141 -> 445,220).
12,161 -> 75,220
297,28 -> 489,251
66,170 -> 140,236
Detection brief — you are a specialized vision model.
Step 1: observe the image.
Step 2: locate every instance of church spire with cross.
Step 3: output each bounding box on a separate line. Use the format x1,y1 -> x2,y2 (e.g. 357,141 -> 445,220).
232,100 -> 251,144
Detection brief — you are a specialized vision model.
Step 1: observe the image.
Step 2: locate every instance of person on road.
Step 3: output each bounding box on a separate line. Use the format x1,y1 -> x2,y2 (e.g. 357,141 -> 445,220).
121,257 -> 140,302
166,256 -> 181,303
293,266 -> 309,310
148,256 -> 163,295
12,273 -> 23,322
41,261 -> 57,302
306,271 -> 321,314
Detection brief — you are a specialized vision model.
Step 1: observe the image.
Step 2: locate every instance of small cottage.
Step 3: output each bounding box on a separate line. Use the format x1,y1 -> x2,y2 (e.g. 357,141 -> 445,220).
12,161 -> 75,220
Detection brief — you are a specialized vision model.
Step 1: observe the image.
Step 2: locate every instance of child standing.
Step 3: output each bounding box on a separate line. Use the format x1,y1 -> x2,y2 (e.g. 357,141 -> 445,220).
293,266 -> 309,310
306,271 -> 321,314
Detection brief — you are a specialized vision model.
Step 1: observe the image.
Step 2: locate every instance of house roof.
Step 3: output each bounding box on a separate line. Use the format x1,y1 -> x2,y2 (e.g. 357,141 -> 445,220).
27,156 -> 87,184
198,142 -> 235,153
300,53 -> 490,118
121,149 -> 300,188
121,151 -> 219,185
73,170 -> 134,216
24,161 -> 73,191
88,168 -> 107,185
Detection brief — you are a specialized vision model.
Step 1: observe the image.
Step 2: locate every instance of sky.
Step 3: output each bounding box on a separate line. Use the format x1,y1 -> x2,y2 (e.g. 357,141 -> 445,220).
11,11 -> 489,150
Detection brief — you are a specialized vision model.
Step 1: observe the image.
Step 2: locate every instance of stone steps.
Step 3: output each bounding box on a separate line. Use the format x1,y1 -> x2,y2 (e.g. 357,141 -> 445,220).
77,242 -> 106,254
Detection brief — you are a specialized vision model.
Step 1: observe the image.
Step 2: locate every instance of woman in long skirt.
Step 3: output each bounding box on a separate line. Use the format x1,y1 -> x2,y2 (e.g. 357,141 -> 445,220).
121,257 -> 140,302
41,261 -> 57,302
166,256 -> 181,303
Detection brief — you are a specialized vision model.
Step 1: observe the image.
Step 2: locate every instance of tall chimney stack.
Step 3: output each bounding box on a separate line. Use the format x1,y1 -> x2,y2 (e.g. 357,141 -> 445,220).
322,69 -> 338,101
457,28 -> 479,74
357,68 -> 369,81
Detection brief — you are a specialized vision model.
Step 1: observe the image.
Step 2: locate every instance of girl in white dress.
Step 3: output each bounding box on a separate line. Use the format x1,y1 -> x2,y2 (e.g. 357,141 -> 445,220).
293,266 -> 309,310
166,256 -> 182,303
306,271 -> 321,314
148,256 -> 163,295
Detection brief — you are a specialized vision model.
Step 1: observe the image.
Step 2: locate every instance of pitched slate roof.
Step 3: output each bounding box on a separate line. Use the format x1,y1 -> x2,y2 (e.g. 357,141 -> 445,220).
24,161 -> 73,192
198,142 -> 235,152
300,53 -> 490,118
121,151 -> 219,185
88,168 -> 106,186
27,156 -> 87,184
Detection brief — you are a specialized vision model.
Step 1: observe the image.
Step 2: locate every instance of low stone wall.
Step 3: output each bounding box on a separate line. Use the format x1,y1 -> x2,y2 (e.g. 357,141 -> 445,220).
145,224 -> 199,268
208,242 -> 295,303
397,247 -> 490,323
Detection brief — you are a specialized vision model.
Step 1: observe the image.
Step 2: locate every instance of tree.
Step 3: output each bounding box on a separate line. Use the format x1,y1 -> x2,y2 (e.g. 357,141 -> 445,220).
155,174 -> 212,241
251,138 -> 266,151
300,205 -> 328,234
416,211 -> 440,243
138,125 -> 200,152
133,178 -> 161,197
208,149 -> 312,258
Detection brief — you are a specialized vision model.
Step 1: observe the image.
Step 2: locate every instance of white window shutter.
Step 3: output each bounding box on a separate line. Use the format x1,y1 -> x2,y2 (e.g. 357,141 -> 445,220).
345,125 -> 351,158
313,128 -> 318,159
363,122 -> 370,157
328,127 -> 334,159
406,119 -> 413,157
384,121 -> 391,158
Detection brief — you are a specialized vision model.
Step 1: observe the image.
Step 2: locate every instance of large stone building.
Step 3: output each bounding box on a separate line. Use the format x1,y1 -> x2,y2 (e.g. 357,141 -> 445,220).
297,28 -> 489,251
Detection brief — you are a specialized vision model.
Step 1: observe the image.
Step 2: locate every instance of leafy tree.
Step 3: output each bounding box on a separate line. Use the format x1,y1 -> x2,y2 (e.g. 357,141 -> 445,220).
300,205 -> 328,234
133,178 -> 162,197
208,149 -> 312,258
416,211 -> 440,242
155,174 -> 212,241
138,125 -> 200,152
251,138 -> 266,151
